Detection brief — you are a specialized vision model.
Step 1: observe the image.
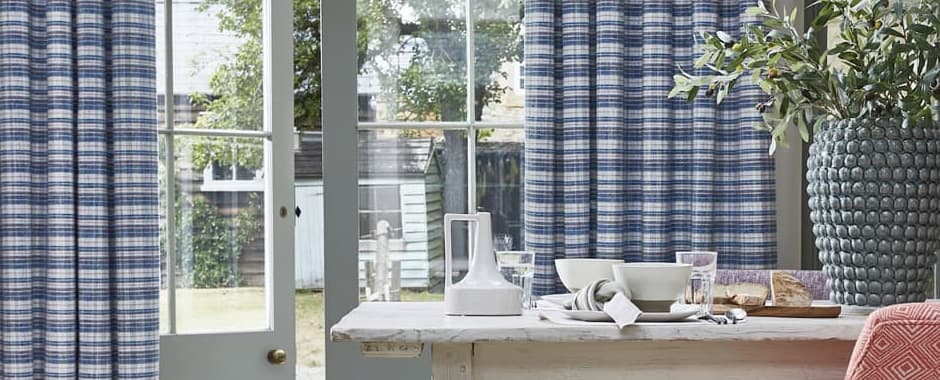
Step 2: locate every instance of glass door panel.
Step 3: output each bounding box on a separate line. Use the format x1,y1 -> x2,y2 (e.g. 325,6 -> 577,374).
161,135 -> 268,334
163,0 -> 263,131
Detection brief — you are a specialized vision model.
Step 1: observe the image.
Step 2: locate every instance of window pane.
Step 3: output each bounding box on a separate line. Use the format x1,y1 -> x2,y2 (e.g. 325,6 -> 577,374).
359,184 -> 404,240
156,0 -> 270,337
159,0 -> 263,131
161,135 -> 267,333
357,0 -> 468,122
357,129 -> 470,302
473,0 -> 524,123
476,129 -> 524,249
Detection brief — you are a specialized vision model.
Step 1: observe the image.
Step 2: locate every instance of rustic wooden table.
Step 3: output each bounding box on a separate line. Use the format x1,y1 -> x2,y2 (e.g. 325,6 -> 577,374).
331,302 -> 870,380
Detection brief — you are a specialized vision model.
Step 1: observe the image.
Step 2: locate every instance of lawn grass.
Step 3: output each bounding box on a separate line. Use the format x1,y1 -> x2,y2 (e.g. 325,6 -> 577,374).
162,288 -> 444,369
159,288 -> 267,334
296,290 -> 325,367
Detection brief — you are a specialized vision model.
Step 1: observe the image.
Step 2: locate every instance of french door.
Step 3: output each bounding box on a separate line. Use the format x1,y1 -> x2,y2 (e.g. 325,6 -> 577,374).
157,1 -> 295,379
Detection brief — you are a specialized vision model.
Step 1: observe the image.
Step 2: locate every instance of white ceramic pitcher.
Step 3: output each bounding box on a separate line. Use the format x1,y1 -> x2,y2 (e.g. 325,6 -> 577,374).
444,212 -> 522,316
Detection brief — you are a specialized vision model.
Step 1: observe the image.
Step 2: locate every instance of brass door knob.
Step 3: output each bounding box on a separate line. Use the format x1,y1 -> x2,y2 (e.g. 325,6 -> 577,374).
267,349 -> 288,365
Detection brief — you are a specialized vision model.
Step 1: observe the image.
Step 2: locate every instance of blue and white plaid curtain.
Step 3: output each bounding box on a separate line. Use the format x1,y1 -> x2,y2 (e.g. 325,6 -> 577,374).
0,1 -> 159,378
524,0 -> 777,295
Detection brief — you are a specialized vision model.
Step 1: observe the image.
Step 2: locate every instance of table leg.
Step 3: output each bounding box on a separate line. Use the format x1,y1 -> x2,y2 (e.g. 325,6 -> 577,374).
431,343 -> 473,380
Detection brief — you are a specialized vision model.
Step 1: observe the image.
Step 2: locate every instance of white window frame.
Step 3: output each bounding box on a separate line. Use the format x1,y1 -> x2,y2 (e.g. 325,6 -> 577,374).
200,160 -> 265,192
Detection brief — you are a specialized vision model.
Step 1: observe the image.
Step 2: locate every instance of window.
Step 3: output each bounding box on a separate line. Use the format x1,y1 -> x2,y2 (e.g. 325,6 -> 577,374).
359,186 -> 403,239
356,0 -> 525,297
201,144 -> 266,192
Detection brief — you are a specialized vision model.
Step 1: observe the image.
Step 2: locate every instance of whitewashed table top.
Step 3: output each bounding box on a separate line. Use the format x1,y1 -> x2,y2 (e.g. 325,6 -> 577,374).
331,302 -> 869,344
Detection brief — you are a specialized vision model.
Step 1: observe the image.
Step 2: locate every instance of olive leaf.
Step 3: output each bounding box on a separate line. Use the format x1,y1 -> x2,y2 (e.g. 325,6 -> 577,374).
669,0 -> 940,153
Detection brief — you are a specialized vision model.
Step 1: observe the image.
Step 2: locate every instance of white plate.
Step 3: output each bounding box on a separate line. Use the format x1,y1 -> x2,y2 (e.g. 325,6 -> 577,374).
563,310 -> 612,322
559,309 -> 698,323
638,308 -> 699,322
538,295 -> 699,323
540,293 -> 573,306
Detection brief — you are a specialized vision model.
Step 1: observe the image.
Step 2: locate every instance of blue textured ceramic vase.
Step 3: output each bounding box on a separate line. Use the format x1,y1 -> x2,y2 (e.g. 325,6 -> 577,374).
807,118 -> 940,307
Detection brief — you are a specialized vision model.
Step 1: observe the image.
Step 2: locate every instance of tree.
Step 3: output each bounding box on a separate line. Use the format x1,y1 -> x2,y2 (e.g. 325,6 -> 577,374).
197,0 -> 322,132
359,0 -> 522,120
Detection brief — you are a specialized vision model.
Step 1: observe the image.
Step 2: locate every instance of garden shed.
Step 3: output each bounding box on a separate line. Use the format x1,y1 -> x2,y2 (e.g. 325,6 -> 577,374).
293,132 -> 444,289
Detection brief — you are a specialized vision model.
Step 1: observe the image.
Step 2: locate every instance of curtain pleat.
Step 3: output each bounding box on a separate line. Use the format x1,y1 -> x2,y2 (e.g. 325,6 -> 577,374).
0,1 -> 159,378
525,0 -> 776,295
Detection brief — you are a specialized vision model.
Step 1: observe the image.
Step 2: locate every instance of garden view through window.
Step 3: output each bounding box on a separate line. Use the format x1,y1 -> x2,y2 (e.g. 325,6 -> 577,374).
157,0 -> 523,378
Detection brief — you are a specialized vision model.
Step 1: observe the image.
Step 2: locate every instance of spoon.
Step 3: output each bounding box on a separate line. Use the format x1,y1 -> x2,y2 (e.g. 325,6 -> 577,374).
699,313 -> 727,324
724,308 -> 747,324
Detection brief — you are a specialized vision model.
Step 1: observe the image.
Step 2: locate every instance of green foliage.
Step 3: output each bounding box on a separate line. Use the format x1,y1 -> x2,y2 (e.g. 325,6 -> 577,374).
197,0 -> 321,131
175,193 -> 262,289
670,0 -> 940,153
294,0 -> 323,130
357,0 -> 523,121
189,137 -> 264,177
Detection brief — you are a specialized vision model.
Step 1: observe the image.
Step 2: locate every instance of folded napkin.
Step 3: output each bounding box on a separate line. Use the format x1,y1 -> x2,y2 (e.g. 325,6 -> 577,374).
603,293 -> 642,328
569,279 -> 641,328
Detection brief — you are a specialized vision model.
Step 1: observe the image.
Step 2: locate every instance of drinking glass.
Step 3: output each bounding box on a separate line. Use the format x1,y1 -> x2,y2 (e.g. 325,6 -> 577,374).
676,251 -> 718,316
496,251 -> 535,310
493,234 -> 513,251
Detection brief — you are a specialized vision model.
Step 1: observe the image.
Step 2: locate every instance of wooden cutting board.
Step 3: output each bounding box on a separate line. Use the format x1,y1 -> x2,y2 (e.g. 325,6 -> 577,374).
712,304 -> 842,318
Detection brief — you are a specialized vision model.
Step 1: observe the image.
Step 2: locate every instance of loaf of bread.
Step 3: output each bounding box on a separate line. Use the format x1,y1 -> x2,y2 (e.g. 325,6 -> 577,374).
770,271 -> 813,307
727,283 -> 768,306
712,284 -> 732,304
710,282 -> 768,306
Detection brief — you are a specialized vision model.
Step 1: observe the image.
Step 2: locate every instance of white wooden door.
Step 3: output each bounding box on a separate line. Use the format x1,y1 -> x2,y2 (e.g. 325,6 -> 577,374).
157,1 -> 295,378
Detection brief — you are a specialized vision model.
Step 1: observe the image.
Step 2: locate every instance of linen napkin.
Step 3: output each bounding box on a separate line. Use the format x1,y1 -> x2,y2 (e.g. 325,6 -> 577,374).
602,292 -> 641,328
566,279 -> 630,310
569,279 -> 641,328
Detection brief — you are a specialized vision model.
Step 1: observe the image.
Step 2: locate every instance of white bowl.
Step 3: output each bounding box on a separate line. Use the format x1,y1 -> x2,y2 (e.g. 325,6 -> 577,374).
612,263 -> 692,312
554,259 -> 622,292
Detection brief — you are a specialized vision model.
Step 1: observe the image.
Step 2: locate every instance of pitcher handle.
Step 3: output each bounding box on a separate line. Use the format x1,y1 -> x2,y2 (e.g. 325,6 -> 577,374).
444,214 -> 476,290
